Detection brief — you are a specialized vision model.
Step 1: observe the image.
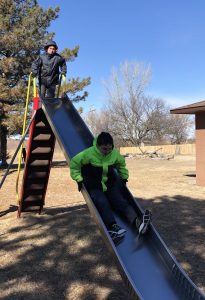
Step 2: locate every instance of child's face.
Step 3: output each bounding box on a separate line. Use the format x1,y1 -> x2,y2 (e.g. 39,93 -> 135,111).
47,46 -> 57,55
97,144 -> 113,156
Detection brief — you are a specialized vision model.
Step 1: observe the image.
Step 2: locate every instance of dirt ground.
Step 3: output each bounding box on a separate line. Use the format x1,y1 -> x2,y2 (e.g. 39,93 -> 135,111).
0,142 -> 205,299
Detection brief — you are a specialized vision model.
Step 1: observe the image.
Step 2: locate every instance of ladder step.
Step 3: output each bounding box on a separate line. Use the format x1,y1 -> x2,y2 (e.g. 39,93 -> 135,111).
22,200 -> 43,208
26,178 -> 47,184
35,121 -> 47,127
29,159 -> 50,166
31,140 -> 54,148
31,147 -> 53,154
27,165 -> 49,172
24,189 -> 44,196
25,183 -> 45,190
27,171 -> 48,179
33,133 -> 53,141
23,195 -> 43,201
33,127 -> 53,135
29,153 -> 53,160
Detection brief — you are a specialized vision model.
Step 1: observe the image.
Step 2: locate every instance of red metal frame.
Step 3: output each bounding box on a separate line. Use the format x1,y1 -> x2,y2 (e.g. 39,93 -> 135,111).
18,96 -> 55,217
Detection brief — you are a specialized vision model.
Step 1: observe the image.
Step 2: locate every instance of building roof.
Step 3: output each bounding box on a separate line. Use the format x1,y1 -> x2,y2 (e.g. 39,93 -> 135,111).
170,100 -> 205,114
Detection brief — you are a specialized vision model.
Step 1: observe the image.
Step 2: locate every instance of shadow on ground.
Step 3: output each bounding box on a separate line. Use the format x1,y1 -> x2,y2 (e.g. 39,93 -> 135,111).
184,173 -> 196,178
51,160 -> 68,168
0,194 -> 204,299
136,194 -> 205,293
0,205 -> 18,217
0,204 -> 132,300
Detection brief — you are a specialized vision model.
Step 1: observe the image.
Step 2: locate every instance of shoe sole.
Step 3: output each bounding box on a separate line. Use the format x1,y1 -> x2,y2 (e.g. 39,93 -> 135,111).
112,233 -> 125,245
108,228 -> 126,236
139,209 -> 151,235
109,230 -> 126,242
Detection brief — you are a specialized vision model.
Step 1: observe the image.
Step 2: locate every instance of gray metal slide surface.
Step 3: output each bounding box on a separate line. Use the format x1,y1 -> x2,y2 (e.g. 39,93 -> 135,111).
42,97 -> 205,300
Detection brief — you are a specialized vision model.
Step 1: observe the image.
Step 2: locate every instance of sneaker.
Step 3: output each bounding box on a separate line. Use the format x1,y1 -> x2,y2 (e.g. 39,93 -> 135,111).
110,233 -> 125,245
135,217 -> 141,229
108,223 -> 126,241
138,209 -> 151,235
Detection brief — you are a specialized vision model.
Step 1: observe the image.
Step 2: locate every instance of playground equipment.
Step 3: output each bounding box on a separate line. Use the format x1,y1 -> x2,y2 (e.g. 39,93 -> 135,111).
1,92 -> 205,299
17,105 -> 55,216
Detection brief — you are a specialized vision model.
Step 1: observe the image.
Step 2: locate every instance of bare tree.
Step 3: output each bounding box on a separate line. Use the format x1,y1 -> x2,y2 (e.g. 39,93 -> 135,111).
101,61 -> 193,146
85,109 -> 111,135
166,114 -> 194,144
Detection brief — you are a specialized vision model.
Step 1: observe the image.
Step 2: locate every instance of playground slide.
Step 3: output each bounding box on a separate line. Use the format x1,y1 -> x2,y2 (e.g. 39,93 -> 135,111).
42,96 -> 205,300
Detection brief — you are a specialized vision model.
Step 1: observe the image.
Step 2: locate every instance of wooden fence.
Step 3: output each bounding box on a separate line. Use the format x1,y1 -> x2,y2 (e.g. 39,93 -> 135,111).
120,143 -> 196,156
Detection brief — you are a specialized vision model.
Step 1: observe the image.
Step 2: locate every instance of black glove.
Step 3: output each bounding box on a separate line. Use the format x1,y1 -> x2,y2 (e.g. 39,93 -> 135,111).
77,181 -> 83,192
122,179 -> 128,185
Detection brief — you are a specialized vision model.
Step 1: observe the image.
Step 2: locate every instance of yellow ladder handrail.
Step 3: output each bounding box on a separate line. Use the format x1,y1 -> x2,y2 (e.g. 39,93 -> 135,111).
33,77 -> 37,97
15,73 -> 36,203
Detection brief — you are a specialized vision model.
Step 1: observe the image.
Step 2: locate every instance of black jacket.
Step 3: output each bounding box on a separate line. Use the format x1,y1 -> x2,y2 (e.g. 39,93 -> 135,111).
31,52 -> 67,86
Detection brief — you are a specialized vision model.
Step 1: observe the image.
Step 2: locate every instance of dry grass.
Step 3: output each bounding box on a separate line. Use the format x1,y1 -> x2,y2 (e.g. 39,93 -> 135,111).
0,141 -> 205,299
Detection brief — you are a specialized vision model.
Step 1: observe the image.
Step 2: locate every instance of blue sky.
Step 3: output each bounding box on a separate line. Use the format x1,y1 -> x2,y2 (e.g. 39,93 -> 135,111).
39,0 -> 205,112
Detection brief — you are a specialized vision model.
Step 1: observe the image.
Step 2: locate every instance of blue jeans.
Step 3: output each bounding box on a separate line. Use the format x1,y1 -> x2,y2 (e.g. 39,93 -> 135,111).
89,185 -> 137,228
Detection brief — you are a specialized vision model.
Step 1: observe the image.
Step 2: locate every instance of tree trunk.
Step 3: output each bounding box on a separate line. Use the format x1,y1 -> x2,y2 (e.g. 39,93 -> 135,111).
0,125 -> 8,168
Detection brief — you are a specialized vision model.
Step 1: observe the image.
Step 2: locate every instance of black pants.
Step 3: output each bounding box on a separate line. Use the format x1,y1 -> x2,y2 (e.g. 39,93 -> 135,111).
89,185 -> 137,228
40,84 -> 56,98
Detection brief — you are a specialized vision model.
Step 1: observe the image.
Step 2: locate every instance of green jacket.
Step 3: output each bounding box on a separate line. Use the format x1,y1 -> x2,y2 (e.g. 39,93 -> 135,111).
70,140 -> 128,192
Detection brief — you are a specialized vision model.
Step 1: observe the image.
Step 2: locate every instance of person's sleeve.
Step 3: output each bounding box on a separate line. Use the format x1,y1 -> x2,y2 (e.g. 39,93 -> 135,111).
70,151 -> 85,182
115,151 -> 129,180
31,56 -> 41,77
60,58 -> 67,75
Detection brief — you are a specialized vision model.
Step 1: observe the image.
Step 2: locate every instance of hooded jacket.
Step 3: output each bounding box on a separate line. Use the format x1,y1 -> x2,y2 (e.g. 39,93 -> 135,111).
31,52 -> 67,86
70,139 -> 128,192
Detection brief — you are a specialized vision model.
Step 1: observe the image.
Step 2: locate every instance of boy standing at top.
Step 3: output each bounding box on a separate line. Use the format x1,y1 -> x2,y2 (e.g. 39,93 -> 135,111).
31,40 -> 67,98
70,132 -> 151,243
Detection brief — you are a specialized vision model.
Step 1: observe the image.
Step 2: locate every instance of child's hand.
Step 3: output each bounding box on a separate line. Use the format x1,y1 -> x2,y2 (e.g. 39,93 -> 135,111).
77,181 -> 83,192
122,179 -> 128,185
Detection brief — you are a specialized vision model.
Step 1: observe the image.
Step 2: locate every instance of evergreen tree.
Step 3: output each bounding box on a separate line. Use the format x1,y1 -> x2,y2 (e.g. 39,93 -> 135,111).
0,0 -> 90,167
